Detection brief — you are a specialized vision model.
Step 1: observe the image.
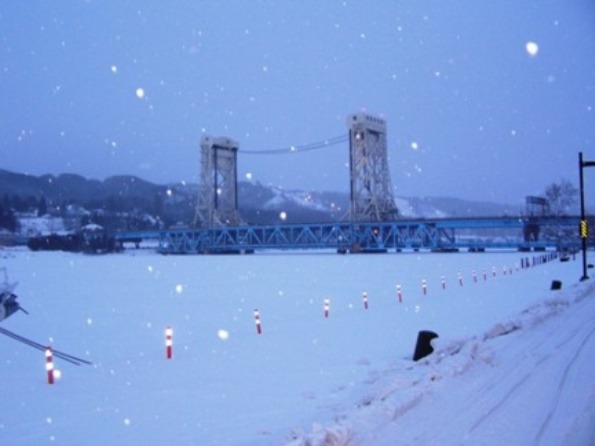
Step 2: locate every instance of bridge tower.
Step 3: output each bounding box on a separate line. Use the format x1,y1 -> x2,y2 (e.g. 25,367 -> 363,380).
194,135 -> 242,227
525,196 -> 549,216
347,113 -> 398,222
523,195 -> 549,242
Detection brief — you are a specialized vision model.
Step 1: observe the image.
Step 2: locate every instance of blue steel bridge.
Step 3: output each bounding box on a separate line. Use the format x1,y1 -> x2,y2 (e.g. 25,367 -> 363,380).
114,216 -> 589,254
113,113 -> 592,255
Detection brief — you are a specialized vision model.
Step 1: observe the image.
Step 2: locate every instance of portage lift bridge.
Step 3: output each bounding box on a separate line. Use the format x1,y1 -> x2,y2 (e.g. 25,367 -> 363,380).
117,113 -> 586,254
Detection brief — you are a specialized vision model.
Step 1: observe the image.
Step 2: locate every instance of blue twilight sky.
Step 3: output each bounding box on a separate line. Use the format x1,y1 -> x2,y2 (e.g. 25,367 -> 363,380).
1,0 -> 595,206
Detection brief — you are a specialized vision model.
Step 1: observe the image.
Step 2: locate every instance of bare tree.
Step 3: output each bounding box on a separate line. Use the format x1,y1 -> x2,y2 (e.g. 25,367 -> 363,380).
544,179 -> 578,216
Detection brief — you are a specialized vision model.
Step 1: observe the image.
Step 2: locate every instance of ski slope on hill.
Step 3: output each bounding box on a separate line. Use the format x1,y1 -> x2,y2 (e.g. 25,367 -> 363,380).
0,247 -> 593,445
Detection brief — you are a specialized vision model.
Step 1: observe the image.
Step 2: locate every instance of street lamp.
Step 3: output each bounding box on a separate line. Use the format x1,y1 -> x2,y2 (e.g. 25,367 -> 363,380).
579,152 -> 594,281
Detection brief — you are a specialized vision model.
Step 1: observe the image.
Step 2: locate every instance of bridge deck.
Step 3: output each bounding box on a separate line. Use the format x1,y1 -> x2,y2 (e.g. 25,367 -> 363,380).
114,216 -> 591,254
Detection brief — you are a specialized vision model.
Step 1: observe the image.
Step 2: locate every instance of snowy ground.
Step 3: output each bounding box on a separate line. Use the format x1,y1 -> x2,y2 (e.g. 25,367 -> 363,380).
0,247 -> 594,445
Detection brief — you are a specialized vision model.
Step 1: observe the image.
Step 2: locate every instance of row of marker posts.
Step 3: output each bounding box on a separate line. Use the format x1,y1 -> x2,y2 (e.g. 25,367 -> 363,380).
156,259 -> 521,357
43,252 -> 560,381
157,252 -> 555,362
154,261 -> 513,360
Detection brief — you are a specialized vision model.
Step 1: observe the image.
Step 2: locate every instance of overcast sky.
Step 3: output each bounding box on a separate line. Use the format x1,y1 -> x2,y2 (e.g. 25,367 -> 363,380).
1,1 -> 595,206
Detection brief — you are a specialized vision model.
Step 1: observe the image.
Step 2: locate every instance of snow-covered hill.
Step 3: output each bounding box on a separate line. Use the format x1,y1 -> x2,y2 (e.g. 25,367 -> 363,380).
238,183 -> 518,223
2,169 -> 519,230
1,247 -> 593,445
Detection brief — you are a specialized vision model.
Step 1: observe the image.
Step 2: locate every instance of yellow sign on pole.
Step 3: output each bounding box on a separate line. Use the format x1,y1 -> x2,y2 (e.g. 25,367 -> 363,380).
580,220 -> 589,239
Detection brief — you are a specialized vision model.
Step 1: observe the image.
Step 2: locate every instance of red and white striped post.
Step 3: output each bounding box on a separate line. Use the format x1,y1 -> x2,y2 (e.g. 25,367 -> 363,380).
165,326 -> 173,359
45,346 -> 54,385
441,276 -> 446,290
396,284 -> 403,303
324,298 -> 330,318
422,279 -> 427,296
362,291 -> 369,310
458,272 -> 463,287
254,309 -> 262,335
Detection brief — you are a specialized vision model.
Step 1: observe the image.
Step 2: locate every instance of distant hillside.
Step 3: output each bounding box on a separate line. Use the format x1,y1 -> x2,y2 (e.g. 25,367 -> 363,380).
0,169 -> 165,204
398,196 -> 521,219
0,169 -> 520,229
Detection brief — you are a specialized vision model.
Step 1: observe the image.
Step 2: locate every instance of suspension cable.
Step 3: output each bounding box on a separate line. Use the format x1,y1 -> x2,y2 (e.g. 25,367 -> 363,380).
239,134 -> 348,155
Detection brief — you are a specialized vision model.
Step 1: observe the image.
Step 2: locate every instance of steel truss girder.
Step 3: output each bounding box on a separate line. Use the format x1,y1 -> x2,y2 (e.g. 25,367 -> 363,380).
150,216 -> 583,254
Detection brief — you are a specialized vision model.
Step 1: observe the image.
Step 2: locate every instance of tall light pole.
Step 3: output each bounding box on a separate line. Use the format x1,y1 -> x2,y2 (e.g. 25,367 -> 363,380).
579,152 -> 594,281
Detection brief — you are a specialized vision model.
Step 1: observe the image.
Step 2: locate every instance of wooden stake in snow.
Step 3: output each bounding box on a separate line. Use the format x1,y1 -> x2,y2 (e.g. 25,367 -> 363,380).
441,276 -> 446,290
165,326 -> 173,359
422,279 -> 427,295
254,309 -> 262,335
45,346 -> 54,385
396,284 -> 403,303
324,298 -> 330,318
362,291 -> 369,310
458,272 -> 463,286
473,270 -> 477,283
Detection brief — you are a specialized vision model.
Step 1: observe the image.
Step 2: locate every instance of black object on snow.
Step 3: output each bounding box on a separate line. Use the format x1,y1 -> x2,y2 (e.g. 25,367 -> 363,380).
413,330 -> 439,361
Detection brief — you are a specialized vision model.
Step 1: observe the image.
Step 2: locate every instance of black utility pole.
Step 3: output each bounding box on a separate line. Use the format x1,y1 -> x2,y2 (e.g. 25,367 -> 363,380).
579,152 -> 594,281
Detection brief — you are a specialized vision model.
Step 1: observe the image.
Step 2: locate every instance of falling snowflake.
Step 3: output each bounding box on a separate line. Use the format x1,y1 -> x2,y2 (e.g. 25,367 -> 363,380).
525,41 -> 539,57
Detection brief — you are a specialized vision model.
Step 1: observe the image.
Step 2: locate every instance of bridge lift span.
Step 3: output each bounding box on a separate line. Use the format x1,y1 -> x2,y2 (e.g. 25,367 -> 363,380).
149,216 -> 584,254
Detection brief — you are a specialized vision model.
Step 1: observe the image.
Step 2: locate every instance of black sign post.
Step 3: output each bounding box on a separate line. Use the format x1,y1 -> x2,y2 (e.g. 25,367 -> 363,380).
579,152 -> 594,281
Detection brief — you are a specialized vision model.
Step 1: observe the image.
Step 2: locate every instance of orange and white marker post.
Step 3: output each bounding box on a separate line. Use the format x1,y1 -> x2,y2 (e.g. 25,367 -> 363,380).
324,298 -> 330,318
362,291 -> 369,310
165,326 -> 173,359
254,309 -> 262,335
45,346 -> 54,385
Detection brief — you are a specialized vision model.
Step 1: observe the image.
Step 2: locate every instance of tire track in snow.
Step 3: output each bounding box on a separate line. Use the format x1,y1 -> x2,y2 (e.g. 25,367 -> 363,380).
467,297 -> 595,440
467,355 -> 549,435
533,324 -> 595,445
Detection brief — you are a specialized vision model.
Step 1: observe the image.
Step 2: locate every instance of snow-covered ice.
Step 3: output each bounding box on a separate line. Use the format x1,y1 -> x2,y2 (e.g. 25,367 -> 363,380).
0,247 -> 594,445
